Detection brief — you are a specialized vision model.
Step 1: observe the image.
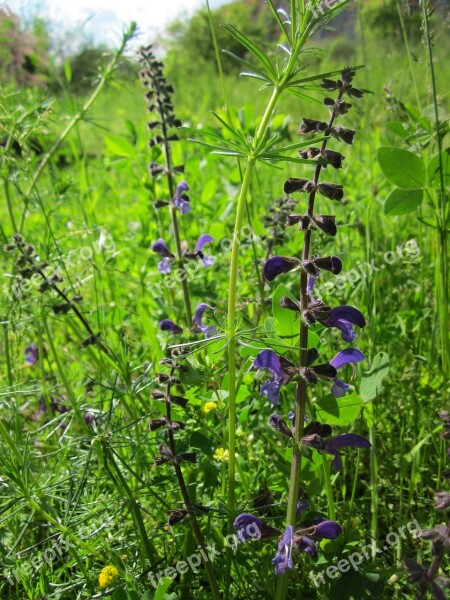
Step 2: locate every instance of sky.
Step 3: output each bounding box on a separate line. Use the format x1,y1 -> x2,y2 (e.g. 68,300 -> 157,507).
6,0 -> 231,47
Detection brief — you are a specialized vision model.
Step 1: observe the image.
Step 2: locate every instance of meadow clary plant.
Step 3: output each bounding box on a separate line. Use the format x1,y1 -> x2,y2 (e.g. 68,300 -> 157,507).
232,67 -> 372,598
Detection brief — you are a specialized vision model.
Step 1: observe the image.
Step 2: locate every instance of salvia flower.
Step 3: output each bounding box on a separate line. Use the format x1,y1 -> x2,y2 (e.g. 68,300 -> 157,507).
324,433 -> 372,471
173,180 -> 190,214
152,238 -> 174,273
331,125 -> 356,145
194,234 -> 215,266
25,343 -> 39,365
269,413 -> 293,437
299,118 -> 328,134
329,348 -> 365,397
302,255 -> 342,277
252,350 -> 295,404
192,303 -> 217,338
317,182 -> 344,201
272,525 -> 294,574
233,513 -> 280,542
322,305 -> 366,342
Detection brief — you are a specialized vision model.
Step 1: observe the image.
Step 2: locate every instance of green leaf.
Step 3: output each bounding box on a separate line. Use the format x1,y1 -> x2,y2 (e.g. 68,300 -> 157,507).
385,121 -> 411,139
384,188 -> 423,216
315,393 -> 363,426
221,24 -> 277,80
64,59 -> 72,83
190,431 -> 214,457
360,352 -> 390,402
428,148 -> 450,187
154,577 -> 173,600
377,147 -> 426,189
104,135 -> 135,158
272,283 -> 299,338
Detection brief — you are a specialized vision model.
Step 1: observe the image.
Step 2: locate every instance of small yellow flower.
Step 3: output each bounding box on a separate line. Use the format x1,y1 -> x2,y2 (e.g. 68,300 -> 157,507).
203,401 -> 217,414
213,447 -> 229,462
98,565 -> 119,589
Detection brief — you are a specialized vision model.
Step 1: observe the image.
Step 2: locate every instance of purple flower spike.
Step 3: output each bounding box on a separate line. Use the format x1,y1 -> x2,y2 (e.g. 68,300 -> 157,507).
234,513 -> 281,541
323,305 -> 366,342
159,319 -> 183,334
253,350 -> 293,405
195,234 -> 215,267
325,433 -> 371,471
328,348 -> 365,398
25,344 -> 39,365
192,303 -> 217,338
152,238 -> 174,258
272,526 -> 294,575
264,256 -> 301,282
174,181 -> 190,214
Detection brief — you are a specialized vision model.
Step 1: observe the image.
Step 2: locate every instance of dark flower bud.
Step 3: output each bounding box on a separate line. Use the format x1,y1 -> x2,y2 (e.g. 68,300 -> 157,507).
403,557 -> 426,584
73,294 -> 83,302
264,256 -> 301,282
168,509 -> 189,526
84,412 -> 94,427
318,183 -> 344,201
301,260 -> 320,277
280,296 -> 300,312
306,299 -> 332,322
149,418 -> 168,431
303,421 -> 332,437
170,395 -> 189,408
169,420 -> 186,431
148,162 -> 165,177
299,367 -> 318,384
154,443 -> 173,466
53,303 -> 72,314
151,390 -> 165,399
13,233 -> 23,243
321,150 -> 344,169
306,348 -> 319,366
302,309 -> 317,326
149,135 -> 164,147
341,66 -> 356,84
331,126 -> 356,145
313,215 -> 337,236
346,87 -> 364,99
3,243 -> 16,252
313,363 -> 338,378
314,255 -> 343,274
159,319 -> 183,334
269,413 -> 293,438
286,214 -> 311,230
334,100 -> 352,115
299,147 -> 321,159
147,121 -> 160,130
320,79 -> 339,91
173,165 -> 185,174
154,200 -> 169,209
81,333 -> 101,347
176,452 -> 197,464
301,433 -> 326,450
300,118 -> 328,134
284,178 -> 312,194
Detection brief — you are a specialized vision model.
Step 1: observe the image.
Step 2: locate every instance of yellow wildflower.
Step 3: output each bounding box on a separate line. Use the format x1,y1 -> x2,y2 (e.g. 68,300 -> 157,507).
213,447 -> 229,462
98,565 -> 119,589
203,401 -> 217,414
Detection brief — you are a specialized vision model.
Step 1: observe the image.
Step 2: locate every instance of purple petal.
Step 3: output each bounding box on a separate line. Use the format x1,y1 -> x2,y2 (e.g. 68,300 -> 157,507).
176,180 -> 189,195
272,525 -> 294,575
174,197 -> 191,214
193,303 -> 209,330
329,348 -> 365,370
202,255 -> 215,267
195,234 -> 214,252
152,238 -> 174,258
260,379 -> 282,405
324,306 -> 366,342
25,344 -> 39,365
233,513 -> 280,541
296,500 -> 309,521
330,378 -> 350,397
158,257 -> 172,274
296,536 -> 318,558
264,256 -> 300,282
253,350 -> 285,380
159,319 -> 183,334
313,520 -> 342,540
325,433 -> 371,452
307,276 -> 316,298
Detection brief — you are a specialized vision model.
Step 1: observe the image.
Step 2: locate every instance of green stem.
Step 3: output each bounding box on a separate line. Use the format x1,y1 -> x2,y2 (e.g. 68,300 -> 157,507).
322,455 -> 336,521
224,156 -> 255,595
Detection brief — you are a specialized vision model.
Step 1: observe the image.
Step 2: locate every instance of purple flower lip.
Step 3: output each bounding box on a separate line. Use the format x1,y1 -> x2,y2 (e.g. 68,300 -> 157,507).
192,303 -> 217,338
322,305 -> 366,342
25,344 -> 39,365
269,413 -> 293,438
272,525 -> 294,575
324,433 -> 372,471
194,234 -> 215,267
253,350 -> 296,405
328,347 -> 365,398
151,238 -> 174,258
233,513 -> 280,541
173,180 -> 190,214
264,256 -> 301,282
